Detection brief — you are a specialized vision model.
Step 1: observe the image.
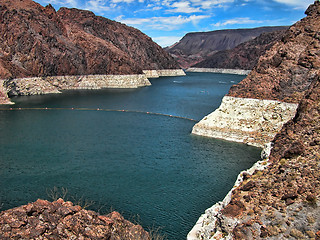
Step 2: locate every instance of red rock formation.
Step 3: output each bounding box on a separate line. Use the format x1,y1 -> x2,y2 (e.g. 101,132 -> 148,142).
0,198 -> 150,239
228,2 -> 320,103
216,72 -> 320,240
0,0 -> 179,79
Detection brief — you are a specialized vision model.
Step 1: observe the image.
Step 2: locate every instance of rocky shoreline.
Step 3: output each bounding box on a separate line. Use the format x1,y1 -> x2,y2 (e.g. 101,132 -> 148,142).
187,156 -> 271,240
186,68 -> 251,75
0,69 -> 185,104
187,2 -> 320,239
188,73 -> 320,239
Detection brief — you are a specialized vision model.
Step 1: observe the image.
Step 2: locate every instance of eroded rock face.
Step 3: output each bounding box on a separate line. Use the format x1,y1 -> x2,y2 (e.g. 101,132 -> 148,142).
0,0 -> 179,79
228,3 -> 320,103
0,0 -> 183,102
0,198 -> 150,240
188,2 -> 320,239
215,73 -> 320,240
192,96 -> 298,148
189,73 -> 320,240
0,80 -> 13,104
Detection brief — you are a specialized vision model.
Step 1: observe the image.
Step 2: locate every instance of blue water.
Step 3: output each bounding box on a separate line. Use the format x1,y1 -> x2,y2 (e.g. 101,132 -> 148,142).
0,73 -> 260,239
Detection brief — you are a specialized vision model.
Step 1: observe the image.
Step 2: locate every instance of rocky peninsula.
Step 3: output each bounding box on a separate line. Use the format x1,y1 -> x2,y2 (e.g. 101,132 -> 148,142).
189,1 -> 320,239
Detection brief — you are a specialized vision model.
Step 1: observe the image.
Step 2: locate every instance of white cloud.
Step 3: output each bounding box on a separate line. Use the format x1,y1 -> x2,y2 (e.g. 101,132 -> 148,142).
166,1 -> 202,13
116,17 -> 150,25
85,0 -> 112,12
213,17 -> 263,27
190,0 -> 234,9
117,15 -> 210,30
112,0 -> 135,3
152,36 -> 183,47
272,0 -> 313,9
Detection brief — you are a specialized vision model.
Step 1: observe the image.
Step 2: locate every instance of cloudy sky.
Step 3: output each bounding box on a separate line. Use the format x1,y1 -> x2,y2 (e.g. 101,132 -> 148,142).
36,0 -> 314,47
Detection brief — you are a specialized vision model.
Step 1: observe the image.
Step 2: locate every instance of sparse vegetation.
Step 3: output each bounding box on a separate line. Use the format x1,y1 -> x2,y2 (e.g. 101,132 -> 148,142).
46,186 -> 68,201
148,226 -> 167,240
46,186 -> 94,209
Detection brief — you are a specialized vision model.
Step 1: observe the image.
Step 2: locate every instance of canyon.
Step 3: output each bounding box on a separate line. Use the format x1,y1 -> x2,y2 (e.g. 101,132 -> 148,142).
1,0 -> 320,239
189,1 -> 320,239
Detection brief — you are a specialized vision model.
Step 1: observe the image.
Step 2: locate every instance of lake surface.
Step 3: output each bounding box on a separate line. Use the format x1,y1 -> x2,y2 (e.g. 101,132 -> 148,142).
0,72 -> 260,239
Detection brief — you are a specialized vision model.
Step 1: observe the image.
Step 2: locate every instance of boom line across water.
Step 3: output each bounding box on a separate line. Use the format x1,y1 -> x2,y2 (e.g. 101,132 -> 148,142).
0,107 -> 199,122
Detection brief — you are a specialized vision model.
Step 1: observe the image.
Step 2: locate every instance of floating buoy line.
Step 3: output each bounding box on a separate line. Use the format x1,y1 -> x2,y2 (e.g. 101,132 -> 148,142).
0,107 -> 198,122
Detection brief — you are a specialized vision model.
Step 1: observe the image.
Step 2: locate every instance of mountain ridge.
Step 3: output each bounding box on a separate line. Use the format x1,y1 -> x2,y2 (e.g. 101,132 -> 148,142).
0,0 -> 179,79
166,26 -> 288,68
192,28 -> 287,70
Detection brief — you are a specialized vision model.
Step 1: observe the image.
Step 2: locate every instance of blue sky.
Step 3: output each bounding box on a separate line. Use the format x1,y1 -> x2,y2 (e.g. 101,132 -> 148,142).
36,0 -> 315,47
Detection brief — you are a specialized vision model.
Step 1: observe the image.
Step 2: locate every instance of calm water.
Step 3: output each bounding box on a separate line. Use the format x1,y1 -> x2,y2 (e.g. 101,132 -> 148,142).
0,72 -> 260,239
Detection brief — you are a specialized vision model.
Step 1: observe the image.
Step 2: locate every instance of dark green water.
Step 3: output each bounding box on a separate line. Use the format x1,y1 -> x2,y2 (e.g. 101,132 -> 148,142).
0,72 -> 260,239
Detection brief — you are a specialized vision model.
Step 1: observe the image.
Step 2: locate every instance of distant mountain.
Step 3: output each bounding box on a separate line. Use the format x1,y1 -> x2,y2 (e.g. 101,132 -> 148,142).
0,0 -> 179,79
192,29 -> 287,70
166,26 -> 288,68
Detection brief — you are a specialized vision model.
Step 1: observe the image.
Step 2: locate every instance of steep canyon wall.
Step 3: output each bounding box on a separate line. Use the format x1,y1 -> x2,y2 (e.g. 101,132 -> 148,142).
189,2 -> 320,239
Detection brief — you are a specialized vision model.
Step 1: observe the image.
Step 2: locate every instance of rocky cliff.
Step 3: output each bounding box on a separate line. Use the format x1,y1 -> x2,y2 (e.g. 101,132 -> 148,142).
228,5 -> 320,104
192,1 -> 320,147
166,26 -> 287,69
0,0 -> 178,78
191,29 -> 287,70
189,2 -> 320,239
0,0 -> 184,104
0,198 -> 150,239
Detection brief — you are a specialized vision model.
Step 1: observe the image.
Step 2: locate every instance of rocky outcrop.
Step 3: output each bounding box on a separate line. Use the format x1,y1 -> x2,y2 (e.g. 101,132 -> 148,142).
192,96 -> 298,148
186,68 -> 251,75
0,80 -> 13,104
1,69 -> 186,103
4,74 -> 152,97
0,198 -> 150,239
143,69 -> 186,78
166,26 -> 287,68
189,2 -> 320,239
192,29 -> 287,70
